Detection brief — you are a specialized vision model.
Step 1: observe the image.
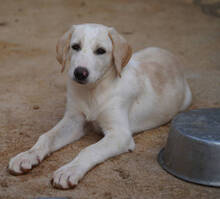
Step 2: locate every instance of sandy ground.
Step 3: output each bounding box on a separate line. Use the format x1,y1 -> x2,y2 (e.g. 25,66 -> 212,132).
0,0 -> 220,198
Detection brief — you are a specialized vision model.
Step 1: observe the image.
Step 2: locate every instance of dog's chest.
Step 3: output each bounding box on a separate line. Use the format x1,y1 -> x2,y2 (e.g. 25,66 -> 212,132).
69,82 -> 116,122
82,101 -> 100,121
79,92 -> 110,122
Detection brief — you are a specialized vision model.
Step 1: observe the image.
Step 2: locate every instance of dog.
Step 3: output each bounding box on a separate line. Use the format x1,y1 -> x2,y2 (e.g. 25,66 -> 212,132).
8,23 -> 192,189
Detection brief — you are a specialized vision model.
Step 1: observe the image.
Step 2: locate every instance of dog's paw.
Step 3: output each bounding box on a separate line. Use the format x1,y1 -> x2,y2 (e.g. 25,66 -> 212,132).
8,151 -> 41,175
51,163 -> 84,190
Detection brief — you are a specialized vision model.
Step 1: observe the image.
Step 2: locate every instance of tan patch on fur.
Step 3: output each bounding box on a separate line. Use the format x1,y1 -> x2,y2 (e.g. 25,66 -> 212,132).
138,61 -> 177,95
56,28 -> 74,72
108,30 -> 132,76
122,45 -> 132,68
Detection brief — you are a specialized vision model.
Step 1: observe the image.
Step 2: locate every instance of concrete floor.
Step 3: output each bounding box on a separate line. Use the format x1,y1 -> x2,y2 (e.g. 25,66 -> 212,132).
0,0 -> 220,198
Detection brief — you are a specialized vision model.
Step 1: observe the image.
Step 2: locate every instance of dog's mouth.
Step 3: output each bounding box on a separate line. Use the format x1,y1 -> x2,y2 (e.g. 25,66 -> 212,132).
73,78 -> 88,85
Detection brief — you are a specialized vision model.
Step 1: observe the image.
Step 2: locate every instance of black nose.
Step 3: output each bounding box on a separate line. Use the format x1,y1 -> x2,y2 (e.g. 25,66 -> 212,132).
74,67 -> 89,83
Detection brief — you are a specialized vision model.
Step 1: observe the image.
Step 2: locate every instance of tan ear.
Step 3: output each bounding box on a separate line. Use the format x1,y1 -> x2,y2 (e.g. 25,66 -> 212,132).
56,26 -> 75,73
108,28 -> 132,76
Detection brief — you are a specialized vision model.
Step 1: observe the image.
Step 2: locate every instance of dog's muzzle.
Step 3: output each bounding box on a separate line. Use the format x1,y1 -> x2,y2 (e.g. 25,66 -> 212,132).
73,67 -> 89,84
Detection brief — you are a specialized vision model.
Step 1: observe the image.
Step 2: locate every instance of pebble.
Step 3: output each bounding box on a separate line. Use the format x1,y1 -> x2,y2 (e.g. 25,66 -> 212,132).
33,105 -> 40,110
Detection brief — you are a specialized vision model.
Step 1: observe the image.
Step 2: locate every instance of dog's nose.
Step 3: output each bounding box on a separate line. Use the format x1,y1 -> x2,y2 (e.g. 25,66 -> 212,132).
74,67 -> 89,82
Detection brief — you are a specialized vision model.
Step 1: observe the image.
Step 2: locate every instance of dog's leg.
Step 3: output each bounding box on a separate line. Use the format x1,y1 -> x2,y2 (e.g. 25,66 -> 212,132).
8,113 -> 85,175
51,115 -> 135,189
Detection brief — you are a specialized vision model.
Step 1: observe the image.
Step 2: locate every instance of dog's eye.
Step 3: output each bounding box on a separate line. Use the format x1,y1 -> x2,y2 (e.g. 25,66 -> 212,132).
71,44 -> 81,51
95,47 -> 106,55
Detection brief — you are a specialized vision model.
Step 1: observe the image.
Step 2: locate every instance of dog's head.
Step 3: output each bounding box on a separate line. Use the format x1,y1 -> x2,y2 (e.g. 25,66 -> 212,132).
56,24 -> 132,84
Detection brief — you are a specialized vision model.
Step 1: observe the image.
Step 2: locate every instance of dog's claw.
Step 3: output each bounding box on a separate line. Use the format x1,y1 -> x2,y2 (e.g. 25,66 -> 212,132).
51,163 -> 82,190
8,151 -> 41,175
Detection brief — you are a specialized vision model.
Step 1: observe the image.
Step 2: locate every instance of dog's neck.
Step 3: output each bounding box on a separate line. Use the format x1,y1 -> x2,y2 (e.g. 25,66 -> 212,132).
93,63 -> 118,90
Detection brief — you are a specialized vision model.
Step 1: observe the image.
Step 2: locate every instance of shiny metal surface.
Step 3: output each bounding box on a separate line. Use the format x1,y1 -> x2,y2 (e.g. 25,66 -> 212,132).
158,108 -> 220,187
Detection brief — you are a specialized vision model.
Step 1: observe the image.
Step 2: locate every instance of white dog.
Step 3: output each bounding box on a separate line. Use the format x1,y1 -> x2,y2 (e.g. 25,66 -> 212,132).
9,23 -> 192,189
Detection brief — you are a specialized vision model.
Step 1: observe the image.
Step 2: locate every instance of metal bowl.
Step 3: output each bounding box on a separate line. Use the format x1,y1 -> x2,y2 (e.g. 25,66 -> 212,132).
158,108 -> 220,187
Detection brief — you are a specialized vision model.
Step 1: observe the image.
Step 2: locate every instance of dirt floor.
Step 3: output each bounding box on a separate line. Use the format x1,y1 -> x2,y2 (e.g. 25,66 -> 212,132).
0,0 -> 220,198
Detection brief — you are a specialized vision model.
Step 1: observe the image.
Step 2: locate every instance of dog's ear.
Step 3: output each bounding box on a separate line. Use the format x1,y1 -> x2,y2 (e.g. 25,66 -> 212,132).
108,28 -> 132,77
56,26 -> 75,73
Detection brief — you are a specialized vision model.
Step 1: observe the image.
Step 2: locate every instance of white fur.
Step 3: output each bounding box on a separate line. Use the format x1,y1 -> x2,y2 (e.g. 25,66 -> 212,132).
9,24 -> 192,189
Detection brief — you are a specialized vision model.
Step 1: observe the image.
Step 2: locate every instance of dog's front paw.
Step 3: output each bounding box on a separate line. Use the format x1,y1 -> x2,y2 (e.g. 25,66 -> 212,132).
8,151 -> 41,175
51,163 -> 84,190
